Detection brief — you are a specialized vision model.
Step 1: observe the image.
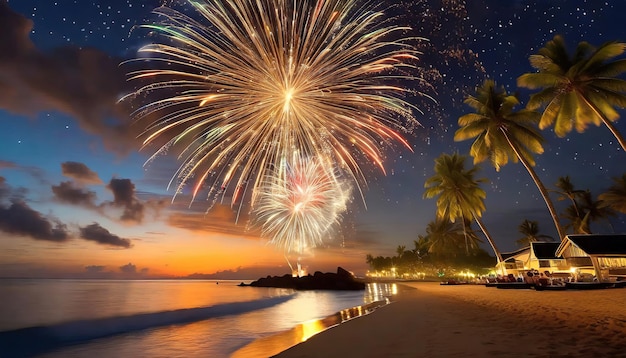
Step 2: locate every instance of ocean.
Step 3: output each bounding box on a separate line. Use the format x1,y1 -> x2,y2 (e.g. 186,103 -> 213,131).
0,279 -> 397,358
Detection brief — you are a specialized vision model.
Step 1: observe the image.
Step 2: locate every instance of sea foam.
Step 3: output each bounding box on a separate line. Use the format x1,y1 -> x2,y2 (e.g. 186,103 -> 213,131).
0,294 -> 295,358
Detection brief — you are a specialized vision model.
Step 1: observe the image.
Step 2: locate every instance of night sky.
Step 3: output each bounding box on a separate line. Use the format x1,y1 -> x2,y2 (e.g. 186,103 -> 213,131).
1,0 -> 625,278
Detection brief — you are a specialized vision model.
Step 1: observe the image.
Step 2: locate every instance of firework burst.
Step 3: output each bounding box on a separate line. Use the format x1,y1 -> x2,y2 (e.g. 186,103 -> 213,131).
122,0 -> 427,210
253,154 -> 351,254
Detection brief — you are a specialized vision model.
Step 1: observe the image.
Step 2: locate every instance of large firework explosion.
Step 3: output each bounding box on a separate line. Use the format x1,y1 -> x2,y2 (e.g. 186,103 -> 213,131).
122,0 -> 427,212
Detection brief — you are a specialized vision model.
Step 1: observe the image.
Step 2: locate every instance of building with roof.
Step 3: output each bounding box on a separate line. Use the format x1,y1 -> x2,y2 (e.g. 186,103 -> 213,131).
556,234 -> 626,281
494,242 -> 566,277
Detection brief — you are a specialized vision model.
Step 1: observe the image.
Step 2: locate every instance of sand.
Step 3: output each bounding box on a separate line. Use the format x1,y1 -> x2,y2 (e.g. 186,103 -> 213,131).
274,282 -> 626,357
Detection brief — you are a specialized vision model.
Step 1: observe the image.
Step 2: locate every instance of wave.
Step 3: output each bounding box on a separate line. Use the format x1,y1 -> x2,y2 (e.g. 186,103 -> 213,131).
0,294 -> 294,358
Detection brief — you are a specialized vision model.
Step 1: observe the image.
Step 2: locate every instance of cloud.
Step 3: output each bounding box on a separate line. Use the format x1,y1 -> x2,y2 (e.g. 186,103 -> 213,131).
106,178 -> 146,223
167,204 -> 260,237
120,262 -> 137,274
61,162 -> 102,185
0,2 -> 138,154
85,265 -> 106,273
104,178 -> 166,224
52,181 -> 98,207
119,262 -> 148,276
0,176 -> 8,199
108,178 -> 136,207
79,223 -> 132,248
0,159 -> 48,185
0,200 -> 69,242
0,160 -> 16,169
49,175 -> 166,225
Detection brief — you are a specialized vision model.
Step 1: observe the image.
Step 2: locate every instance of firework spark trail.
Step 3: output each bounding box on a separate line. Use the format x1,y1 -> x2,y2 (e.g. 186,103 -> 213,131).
122,0 -> 429,211
253,154 -> 352,254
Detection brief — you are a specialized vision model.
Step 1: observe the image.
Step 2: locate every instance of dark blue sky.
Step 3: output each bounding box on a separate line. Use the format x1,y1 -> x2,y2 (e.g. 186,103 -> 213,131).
0,0 -> 624,278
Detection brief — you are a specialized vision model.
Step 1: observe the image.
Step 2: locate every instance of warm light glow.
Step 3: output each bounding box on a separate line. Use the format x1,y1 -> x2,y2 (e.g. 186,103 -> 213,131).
121,0 -> 426,214
283,88 -> 294,113
253,155 -> 351,253
300,319 -> 326,342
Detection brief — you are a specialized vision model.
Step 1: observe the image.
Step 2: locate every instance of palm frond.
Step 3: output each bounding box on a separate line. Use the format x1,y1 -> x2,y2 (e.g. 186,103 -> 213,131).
526,87 -> 560,110
593,58 -> 626,77
554,92 -> 577,136
588,78 -> 626,94
454,122 -> 487,141
517,73 -> 562,90
538,97 -> 562,130
469,135 -> 489,164
587,91 -> 621,121
580,41 -> 626,74
506,109 -> 541,125
457,113 -> 487,127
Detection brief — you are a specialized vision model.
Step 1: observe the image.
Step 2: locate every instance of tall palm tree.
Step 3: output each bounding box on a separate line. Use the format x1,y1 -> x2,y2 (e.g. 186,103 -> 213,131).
599,174 -> 626,214
423,153 -> 503,262
454,79 -> 566,241
553,176 -> 586,218
516,219 -> 554,247
517,35 -> 626,151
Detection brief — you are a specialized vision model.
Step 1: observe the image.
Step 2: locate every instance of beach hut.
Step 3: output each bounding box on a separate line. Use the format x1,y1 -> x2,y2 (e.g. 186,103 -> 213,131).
494,242 -> 567,278
526,242 -> 568,274
556,234 -> 626,281
494,247 -> 529,277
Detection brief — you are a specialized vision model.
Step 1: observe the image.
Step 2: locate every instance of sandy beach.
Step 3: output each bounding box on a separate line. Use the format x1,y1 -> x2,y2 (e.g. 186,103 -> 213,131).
275,282 -> 626,357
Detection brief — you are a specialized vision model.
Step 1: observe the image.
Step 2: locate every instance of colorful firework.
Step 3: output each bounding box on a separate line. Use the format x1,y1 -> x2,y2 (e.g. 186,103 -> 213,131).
122,0 -> 427,210
253,154 -> 351,254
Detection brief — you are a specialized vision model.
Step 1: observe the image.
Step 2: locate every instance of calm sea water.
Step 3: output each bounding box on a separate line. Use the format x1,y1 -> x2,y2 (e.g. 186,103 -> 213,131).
0,279 -> 397,358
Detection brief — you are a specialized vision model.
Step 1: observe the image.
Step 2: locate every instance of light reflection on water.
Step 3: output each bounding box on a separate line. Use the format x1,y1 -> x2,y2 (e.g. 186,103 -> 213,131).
11,281 -> 399,358
232,282 -> 398,358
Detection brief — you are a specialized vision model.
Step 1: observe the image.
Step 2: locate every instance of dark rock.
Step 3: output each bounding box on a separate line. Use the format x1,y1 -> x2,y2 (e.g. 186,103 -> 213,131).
244,267 -> 365,290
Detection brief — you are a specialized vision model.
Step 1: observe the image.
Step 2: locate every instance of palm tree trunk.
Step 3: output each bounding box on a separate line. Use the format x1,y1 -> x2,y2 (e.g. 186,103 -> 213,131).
580,95 -> 626,151
472,213 -> 503,263
502,131 -> 567,241
461,219 -> 470,255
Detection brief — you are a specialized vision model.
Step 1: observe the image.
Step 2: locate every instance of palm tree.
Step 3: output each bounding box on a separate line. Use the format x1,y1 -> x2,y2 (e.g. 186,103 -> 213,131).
553,176 -> 586,218
516,219 -> 554,247
562,191 -> 615,234
396,245 -> 407,258
599,174 -> 626,214
423,153 -> 503,263
454,79 -> 566,241
423,218 -> 480,256
517,35 -> 626,151
579,191 -> 615,233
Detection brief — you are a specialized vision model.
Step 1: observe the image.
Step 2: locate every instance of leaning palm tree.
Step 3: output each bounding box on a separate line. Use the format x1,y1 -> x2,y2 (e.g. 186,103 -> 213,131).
553,176 -> 586,218
516,219 -> 554,247
517,35 -> 626,151
454,79 -> 566,241
424,153 -> 503,263
599,174 -> 626,214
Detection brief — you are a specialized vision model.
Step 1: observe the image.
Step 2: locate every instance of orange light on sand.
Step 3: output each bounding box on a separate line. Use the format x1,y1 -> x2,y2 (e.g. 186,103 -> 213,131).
300,319 -> 326,342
